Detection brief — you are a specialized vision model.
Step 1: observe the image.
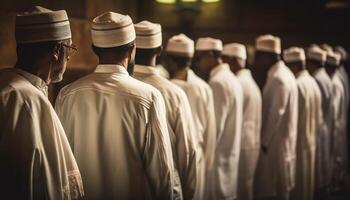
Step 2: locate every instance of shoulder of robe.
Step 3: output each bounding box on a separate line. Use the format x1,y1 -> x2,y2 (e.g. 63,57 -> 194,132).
57,73 -> 164,108
0,69 -> 46,111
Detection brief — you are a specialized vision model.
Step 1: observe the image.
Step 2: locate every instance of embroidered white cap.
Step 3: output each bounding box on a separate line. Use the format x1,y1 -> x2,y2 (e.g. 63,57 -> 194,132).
334,46 -> 347,61
15,6 -> 71,44
255,34 -> 281,54
166,33 -> 194,57
307,45 -> 327,62
195,37 -> 223,51
135,20 -> 162,49
91,12 -> 135,48
283,47 -> 305,63
222,43 -> 247,60
325,50 -> 341,66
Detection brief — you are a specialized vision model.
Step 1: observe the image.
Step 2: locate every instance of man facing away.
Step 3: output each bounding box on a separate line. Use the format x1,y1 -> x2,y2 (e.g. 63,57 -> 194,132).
133,20 -> 198,200
253,35 -> 298,200
165,33 -> 217,200
192,37 -> 243,200
55,12 -> 175,199
283,47 -> 322,200
221,43 -> 262,200
0,6 -> 84,199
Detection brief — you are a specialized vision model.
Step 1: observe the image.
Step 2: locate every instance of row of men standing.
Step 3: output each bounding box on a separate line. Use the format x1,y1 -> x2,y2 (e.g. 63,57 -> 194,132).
0,6 -> 348,200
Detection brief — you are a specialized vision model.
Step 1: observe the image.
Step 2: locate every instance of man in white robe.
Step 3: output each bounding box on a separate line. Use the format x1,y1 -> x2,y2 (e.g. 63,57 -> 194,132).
0,6 -> 84,199
165,34 -> 216,200
283,47 -> 323,200
55,13 -> 175,199
221,43 -> 261,200
253,35 -> 298,200
133,21 -> 197,200
193,37 -> 243,200
324,49 -> 347,186
306,45 -> 333,197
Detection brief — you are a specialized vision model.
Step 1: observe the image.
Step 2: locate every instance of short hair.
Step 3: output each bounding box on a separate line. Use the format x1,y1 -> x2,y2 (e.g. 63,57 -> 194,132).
92,41 -> 134,60
135,47 -> 160,61
167,54 -> 192,69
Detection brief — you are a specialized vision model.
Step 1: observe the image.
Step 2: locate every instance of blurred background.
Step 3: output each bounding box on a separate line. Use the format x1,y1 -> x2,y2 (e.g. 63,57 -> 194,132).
1,0 -> 350,101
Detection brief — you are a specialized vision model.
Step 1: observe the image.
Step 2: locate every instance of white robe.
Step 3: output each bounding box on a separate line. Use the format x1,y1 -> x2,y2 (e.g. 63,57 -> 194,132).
236,69 -> 262,200
292,70 -> 323,200
133,64 -> 198,200
312,68 -> 334,189
0,68 -> 84,200
207,63 -> 243,200
331,71 -> 347,181
171,68 -> 216,200
254,61 -> 298,198
55,65 -> 175,199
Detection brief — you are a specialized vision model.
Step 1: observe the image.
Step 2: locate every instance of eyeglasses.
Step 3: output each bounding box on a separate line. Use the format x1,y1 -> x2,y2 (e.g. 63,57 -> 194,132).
61,43 -> 78,60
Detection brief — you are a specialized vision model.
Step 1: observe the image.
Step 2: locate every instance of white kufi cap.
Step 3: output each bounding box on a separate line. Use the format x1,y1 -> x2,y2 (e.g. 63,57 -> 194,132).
195,37 -> 223,51
222,43 -> 247,60
255,34 -> 281,54
135,20 -> 162,49
166,33 -> 194,57
283,47 -> 305,63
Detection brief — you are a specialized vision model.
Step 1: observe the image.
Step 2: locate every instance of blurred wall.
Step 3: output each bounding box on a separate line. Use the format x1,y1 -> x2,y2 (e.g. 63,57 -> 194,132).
1,0 -> 349,69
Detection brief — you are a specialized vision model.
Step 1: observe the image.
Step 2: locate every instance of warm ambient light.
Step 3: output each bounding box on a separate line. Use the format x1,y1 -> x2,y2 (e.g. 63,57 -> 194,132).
156,0 -> 220,4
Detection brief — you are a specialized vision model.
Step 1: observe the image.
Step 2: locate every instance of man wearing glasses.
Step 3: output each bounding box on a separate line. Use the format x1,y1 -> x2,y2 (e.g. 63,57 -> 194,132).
0,6 -> 84,199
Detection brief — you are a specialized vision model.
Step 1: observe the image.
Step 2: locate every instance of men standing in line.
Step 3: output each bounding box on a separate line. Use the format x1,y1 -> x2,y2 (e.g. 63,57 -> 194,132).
133,21 -> 198,200
253,35 -> 298,200
306,45 -> 333,198
165,33 -> 217,200
0,6 -> 84,199
221,43 -> 261,200
55,13 -> 175,199
193,37 -> 243,200
283,47 -> 322,200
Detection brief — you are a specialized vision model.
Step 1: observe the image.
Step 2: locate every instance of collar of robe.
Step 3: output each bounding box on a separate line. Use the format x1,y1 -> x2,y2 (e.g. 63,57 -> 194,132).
237,68 -> 252,77
94,64 -> 129,76
296,69 -> 309,78
267,60 -> 285,78
209,63 -> 230,79
134,64 -> 160,76
13,68 -> 48,96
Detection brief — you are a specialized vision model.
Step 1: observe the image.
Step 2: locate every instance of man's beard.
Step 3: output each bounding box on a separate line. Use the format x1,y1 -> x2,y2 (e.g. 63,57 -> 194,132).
51,71 -> 64,83
127,60 -> 135,76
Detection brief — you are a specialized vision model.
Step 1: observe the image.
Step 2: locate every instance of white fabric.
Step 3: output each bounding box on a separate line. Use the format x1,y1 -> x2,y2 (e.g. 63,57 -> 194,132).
331,72 -> 348,183
307,46 -> 327,63
166,34 -> 194,57
91,12 -> 135,48
222,43 -> 247,60
292,70 -> 322,200
283,47 -> 305,63
15,6 -> 71,43
255,34 -> 281,54
334,46 -> 347,61
195,37 -> 223,51
133,64 -> 198,200
254,61 -> 298,198
312,68 -> 334,189
171,69 -> 217,200
55,65 -> 175,199
206,63 -> 243,200
135,20 -> 162,49
0,68 -> 84,199
236,69 -> 262,200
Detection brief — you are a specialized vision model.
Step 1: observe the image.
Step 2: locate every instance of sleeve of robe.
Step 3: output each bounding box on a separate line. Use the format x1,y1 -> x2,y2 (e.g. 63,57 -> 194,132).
0,90 -> 84,200
143,91 -> 176,199
209,81 -> 229,144
262,80 -> 289,149
203,88 -> 217,171
173,92 -> 198,200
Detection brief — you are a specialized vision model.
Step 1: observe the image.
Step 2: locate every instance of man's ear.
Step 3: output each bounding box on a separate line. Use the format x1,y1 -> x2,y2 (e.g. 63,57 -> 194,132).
52,43 -> 61,61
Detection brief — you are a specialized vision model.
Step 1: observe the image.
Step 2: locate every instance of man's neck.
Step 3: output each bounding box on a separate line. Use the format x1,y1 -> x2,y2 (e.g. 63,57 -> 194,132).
172,67 -> 189,80
15,61 -> 51,85
135,56 -> 156,67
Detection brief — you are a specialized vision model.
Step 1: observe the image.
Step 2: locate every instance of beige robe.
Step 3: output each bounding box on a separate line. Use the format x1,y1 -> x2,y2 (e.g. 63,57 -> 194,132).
55,65 -> 175,199
171,68 -> 216,200
293,70 -> 322,200
0,68 -> 84,200
236,69 -> 262,200
207,63 -> 243,200
133,64 -> 198,200
254,61 -> 298,198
